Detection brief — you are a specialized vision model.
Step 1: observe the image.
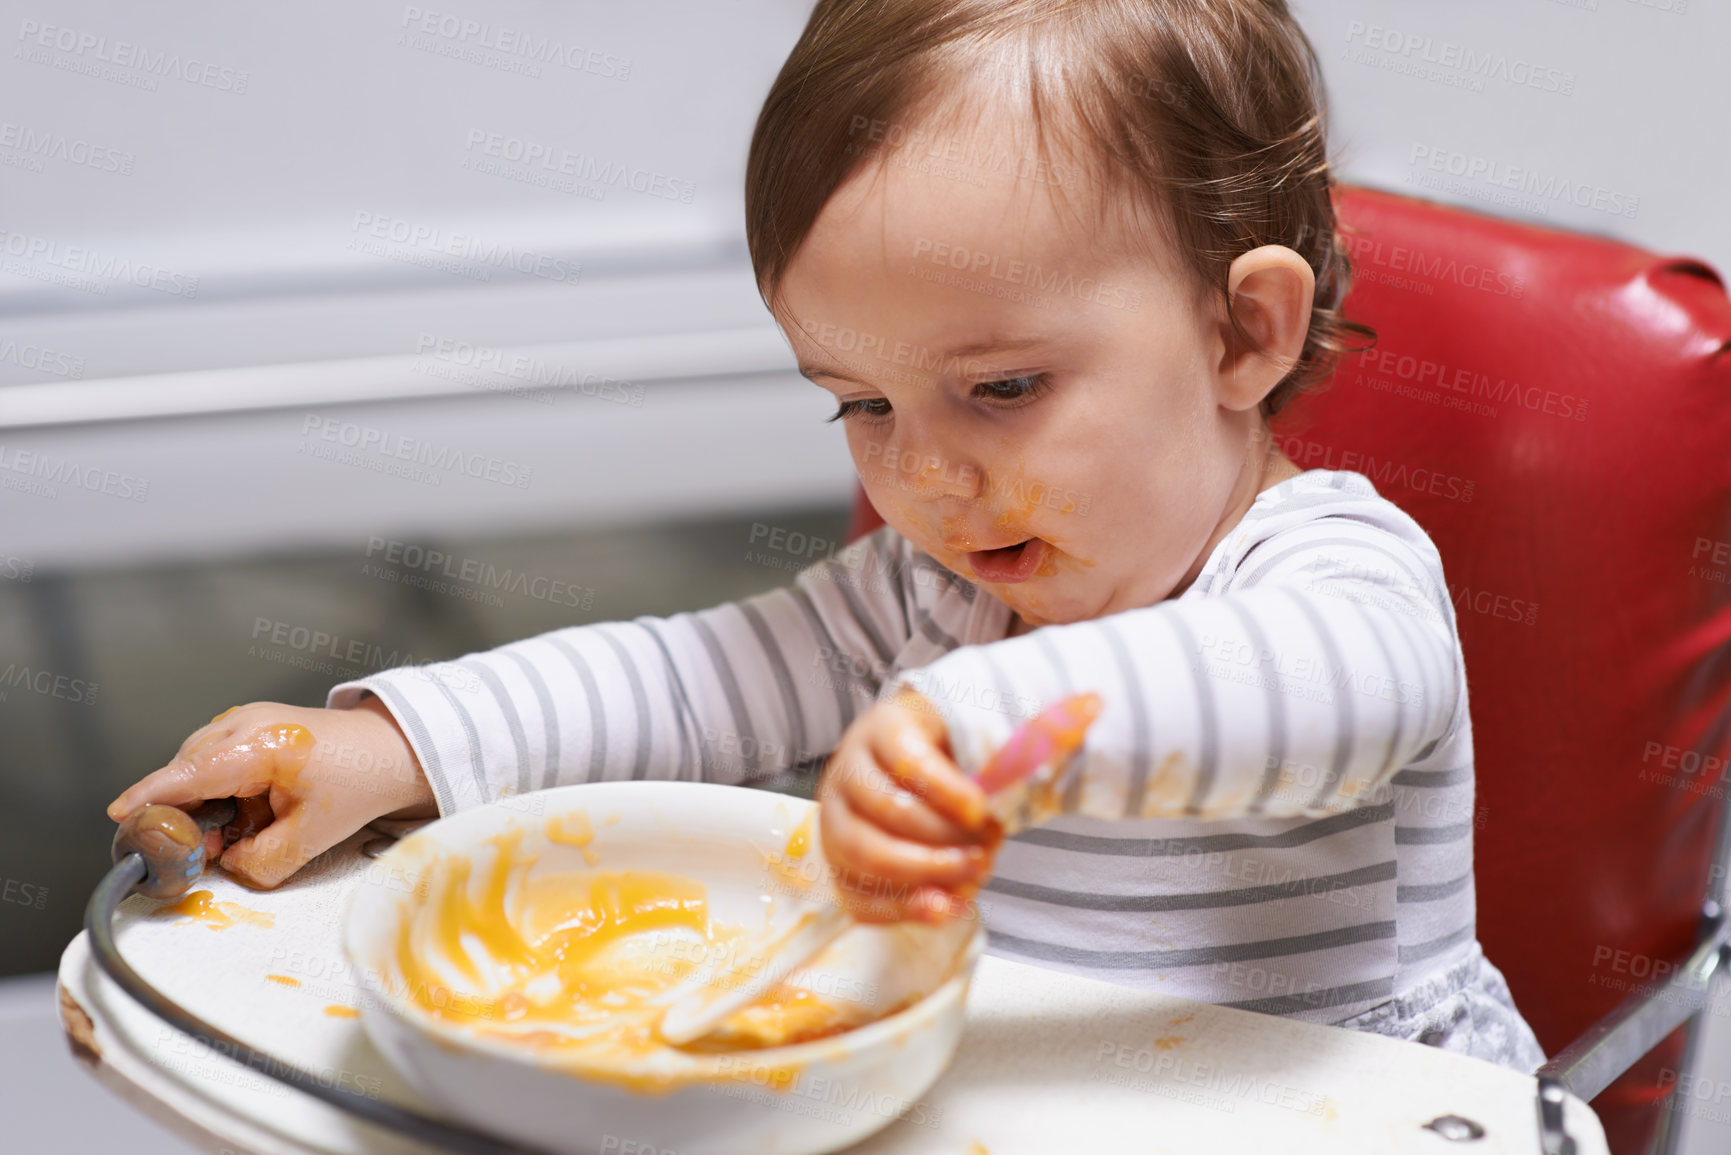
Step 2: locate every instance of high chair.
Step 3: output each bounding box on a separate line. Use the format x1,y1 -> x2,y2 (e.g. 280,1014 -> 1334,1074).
844,184 -> 1731,1155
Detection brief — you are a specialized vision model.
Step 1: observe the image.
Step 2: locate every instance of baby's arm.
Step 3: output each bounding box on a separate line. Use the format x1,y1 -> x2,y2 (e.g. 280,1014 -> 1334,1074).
887,513 -> 1459,829
326,527 -> 925,813
105,528 -> 924,887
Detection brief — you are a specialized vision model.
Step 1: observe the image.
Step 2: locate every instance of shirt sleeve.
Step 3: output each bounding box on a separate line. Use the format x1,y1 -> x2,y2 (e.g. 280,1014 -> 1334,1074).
886,512 -> 1462,830
326,526 -> 921,814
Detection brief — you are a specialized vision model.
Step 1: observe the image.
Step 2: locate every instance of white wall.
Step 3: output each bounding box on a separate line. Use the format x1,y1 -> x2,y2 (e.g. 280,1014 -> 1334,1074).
1297,0 -> 1727,270
1,0 -> 853,569
0,0 -> 805,319
3,0 -> 1726,571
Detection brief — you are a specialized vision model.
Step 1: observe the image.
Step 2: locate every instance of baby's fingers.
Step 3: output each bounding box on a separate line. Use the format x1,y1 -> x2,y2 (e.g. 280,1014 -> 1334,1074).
842,881 -> 971,924
107,723 -> 314,821
832,756 -> 980,847
108,738 -> 262,820
219,803 -> 333,890
113,707 -> 246,810
818,787 -> 989,895
869,716 -> 989,833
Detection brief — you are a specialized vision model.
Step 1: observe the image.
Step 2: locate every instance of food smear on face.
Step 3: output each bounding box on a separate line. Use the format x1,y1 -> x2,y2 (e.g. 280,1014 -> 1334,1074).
939,515 -> 978,554
154,890 -> 276,930
391,830 -> 890,1091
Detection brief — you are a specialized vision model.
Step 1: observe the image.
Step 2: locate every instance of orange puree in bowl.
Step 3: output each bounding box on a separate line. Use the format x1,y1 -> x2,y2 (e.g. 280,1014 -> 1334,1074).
545,811 -> 600,865
389,830 -> 886,1086
784,810 -> 814,859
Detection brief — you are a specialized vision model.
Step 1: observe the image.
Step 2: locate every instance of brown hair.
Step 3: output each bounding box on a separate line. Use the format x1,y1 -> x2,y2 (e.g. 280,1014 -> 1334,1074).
744,0 -> 1374,417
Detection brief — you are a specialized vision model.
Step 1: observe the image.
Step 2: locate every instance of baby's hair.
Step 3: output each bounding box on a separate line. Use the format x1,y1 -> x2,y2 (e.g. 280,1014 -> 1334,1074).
745,0 -> 1374,417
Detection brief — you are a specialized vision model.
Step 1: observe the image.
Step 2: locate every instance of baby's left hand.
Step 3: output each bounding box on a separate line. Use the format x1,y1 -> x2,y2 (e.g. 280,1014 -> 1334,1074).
816,687 -> 999,924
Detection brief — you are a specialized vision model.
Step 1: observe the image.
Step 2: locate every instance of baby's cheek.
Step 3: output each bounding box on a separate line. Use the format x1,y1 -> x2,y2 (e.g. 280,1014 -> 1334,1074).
866,492 -> 955,561
859,474 -> 918,523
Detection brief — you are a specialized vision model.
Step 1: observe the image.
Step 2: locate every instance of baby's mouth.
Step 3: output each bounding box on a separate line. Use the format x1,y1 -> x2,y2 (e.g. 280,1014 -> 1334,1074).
966,538 -> 1047,584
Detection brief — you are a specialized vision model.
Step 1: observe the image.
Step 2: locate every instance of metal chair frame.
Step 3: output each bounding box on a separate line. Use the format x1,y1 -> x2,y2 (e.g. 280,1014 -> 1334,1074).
1536,763 -> 1731,1154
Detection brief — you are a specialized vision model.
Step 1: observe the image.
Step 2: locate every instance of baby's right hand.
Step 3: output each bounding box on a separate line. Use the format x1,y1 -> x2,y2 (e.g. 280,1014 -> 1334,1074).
817,687 -> 998,924
106,696 -> 435,889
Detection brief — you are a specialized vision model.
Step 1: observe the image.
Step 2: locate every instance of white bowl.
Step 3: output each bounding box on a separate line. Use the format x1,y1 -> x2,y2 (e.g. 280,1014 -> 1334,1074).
344,781 -> 983,1155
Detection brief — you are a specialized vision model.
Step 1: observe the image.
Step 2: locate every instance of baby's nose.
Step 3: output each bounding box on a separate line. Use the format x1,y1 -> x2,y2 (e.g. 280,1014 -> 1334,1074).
901,452 -> 983,502
861,439 -> 985,502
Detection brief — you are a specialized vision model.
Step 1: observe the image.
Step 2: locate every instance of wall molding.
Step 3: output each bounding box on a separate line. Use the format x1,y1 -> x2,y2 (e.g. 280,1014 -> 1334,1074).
0,325 -> 794,429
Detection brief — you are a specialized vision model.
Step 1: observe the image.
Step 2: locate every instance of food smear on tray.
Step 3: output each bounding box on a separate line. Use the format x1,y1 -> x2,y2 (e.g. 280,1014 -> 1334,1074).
153,889 -> 276,930
389,828 -> 894,1088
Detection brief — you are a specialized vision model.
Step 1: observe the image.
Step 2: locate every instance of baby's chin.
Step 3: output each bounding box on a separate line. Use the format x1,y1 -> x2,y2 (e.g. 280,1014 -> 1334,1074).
1000,597 -> 1089,630
975,578 -> 1098,630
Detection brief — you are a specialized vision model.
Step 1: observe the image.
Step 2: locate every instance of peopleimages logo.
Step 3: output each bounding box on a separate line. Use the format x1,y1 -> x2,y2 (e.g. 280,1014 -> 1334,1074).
1272,434 -> 1475,503
1343,21 -> 1576,95
0,443 -> 147,499
910,237 -> 1142,311
399,7 -> 631,80
1337,232 -> 1524,300
462,130 -> 696,203
363,536 -> 595,609
0,338 -> 84,379
0,227 -> 200,297
0,121 -> 134,174
412,334 -> 643,406
1356,346 -> 1590,422
350,211 -> 582,284
15,19 -> 250,93
298,414 -> 534,489
0,664 -> 97,705
1408,144 -> 1639,220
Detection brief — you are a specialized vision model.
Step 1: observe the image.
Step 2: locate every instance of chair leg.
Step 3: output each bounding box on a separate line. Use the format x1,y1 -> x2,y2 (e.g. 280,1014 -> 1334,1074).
1538,1077 -> 1579,1155
1649,1012 -> 1704,1155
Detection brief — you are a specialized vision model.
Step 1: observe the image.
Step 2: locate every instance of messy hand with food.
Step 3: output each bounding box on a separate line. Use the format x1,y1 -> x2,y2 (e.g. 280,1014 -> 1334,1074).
106,697 -> 435,889
816,686 -> 1000,925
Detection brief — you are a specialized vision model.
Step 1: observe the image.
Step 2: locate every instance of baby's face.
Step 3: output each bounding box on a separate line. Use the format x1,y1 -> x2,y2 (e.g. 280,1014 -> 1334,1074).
775,104 -> 1292,627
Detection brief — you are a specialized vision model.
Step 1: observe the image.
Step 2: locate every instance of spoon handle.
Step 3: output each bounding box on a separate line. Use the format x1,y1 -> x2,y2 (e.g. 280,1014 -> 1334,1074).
654,904 -> 854,1045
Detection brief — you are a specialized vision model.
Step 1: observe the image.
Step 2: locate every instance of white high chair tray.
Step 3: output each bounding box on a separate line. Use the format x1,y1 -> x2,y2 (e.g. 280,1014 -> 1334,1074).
56,830 -> 1607,1155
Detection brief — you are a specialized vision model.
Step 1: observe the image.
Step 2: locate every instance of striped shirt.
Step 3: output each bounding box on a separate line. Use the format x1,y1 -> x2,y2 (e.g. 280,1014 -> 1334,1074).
330,469 -> 1479,1026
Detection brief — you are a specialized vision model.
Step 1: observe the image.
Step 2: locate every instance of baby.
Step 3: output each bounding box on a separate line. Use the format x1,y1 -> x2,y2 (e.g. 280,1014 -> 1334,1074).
110,0 -> 1545,1072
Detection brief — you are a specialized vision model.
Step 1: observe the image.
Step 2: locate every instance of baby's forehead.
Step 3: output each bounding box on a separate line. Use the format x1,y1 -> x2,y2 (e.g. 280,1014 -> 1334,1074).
819,87 -> 1177,283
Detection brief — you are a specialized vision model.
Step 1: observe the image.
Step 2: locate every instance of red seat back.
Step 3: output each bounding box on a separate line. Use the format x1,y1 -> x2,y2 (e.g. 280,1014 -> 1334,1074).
845,185 -> 1731,1153
1279,186 -> 1731,1153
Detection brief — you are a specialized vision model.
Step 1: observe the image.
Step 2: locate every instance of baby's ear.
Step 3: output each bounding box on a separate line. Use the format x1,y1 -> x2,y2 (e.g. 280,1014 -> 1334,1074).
1216,245 -> 1316,412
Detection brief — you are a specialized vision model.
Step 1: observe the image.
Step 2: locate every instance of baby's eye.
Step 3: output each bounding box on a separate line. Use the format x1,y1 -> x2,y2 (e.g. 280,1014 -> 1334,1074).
826,397 -> 893,424
972,374 -> 1050,406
